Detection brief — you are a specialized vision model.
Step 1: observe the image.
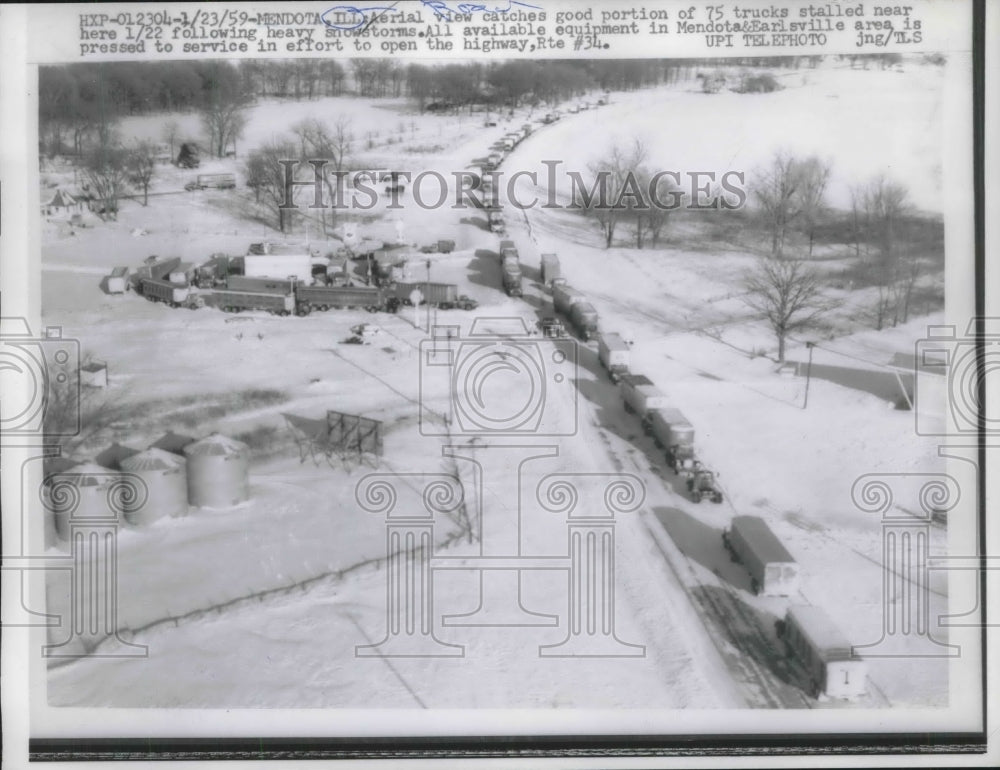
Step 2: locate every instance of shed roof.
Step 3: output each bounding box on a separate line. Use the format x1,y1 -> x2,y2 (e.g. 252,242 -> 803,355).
94,442 -> 141,470
149,431 -> 196,455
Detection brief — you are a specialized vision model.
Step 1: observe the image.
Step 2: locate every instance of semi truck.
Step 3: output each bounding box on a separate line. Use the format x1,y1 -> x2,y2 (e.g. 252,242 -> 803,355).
194,255 -> 230,288
488,209 -> 505,234
131,256 -> 182,288
646,407 -> 696,474
619,373 -> 669,419
499,239 -> 518,263
389,282 -> 478,310
776,605 -> 868,700
597,332 -> 630,381
185,173 -> 236,191
502,263 -> 523,297
552,284 -> 586,315
540,253 -> 561,286
138,278 -> 203,309
568,301 -> 598,340
722,515 -> 800,597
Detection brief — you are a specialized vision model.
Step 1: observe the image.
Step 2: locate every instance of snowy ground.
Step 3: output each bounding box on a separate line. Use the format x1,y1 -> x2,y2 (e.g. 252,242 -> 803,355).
40,59 -> 952,714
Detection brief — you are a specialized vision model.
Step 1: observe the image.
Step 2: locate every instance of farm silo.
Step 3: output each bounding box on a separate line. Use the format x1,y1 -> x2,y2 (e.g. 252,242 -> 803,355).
46,462 -> 127,541
119,448 -> 189,525
183,433 -> 250,508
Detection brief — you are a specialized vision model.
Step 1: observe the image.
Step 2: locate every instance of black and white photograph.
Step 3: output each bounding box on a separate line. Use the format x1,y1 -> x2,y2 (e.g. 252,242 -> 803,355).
1,0 -> 994,766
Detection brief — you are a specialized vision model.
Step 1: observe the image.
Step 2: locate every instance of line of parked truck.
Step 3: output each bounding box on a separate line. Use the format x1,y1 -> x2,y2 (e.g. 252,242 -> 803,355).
502,237 -> 867,702
107,252 -> 480,317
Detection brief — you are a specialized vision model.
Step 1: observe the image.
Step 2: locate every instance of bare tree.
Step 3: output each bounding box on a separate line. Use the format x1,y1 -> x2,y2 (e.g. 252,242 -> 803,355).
795,157 -> 831,257
83,143 -> 130,219
246,139 -> 298,232
290,117 -> 354,235
161,119 -> 180,159
743,255 -> 828,363
126,141 -> 156,206
200,70 -> 249,158
633,169 -> 681,248
574,139 -> 648,248
856,175 -> 909,329
753,153 -> 830,258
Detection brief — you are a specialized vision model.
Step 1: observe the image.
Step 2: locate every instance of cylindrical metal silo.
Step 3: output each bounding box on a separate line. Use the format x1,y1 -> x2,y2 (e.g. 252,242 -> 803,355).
45,462 -> 130,541
182,433 -> 250,508
119,448 -> 189,525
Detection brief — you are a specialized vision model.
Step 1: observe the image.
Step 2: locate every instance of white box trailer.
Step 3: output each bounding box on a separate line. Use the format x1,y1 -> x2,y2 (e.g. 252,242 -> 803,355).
106,266 -> 130,294
723,515 -> 799,596
777,605 -> 868,700
244,253 -> 313,282
597,332 -> 630,381
619,374 -> 669,418
646,407 -> 694,449
541,253 -> 560,286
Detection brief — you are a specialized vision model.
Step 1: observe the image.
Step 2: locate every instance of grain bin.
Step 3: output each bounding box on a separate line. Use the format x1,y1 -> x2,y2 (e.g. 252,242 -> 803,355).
119,448 -> 189,525
45,462 -> 133,541
183,433 -> 250,508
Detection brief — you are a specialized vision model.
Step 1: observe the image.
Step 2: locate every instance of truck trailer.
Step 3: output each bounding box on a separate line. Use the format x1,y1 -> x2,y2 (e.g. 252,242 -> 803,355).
296,284 -> 389,312
389,282 -> 477,310
722,515 -> 800,597
138,278 -> 203,309
776,605 -> 868,700
619,373 -> 669,418
208,288 -> 295,315
106,266 -> 130,294
540,253 -> 561,286
552,284 -> 586,315
568,301 -> 598,340
597,332 -> 630,381
185,173 -> 236,191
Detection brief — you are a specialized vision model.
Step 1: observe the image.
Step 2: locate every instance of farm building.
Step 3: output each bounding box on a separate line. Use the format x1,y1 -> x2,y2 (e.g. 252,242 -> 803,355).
94,442 -> 140,470
41,188 -> 82,217
119,448 -> 189,525
182,433 -> 250,508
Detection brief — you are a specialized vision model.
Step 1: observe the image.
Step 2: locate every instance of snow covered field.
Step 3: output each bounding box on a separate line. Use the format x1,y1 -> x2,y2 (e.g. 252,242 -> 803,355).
39,59 -> 954,714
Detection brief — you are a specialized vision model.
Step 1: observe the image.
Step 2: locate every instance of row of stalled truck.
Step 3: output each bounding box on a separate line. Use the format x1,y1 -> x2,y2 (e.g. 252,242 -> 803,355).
515,242 -> 868,702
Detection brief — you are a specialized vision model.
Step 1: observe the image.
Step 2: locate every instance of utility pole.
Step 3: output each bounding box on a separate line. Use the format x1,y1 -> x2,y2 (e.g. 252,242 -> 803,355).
803,342 -> 815,410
